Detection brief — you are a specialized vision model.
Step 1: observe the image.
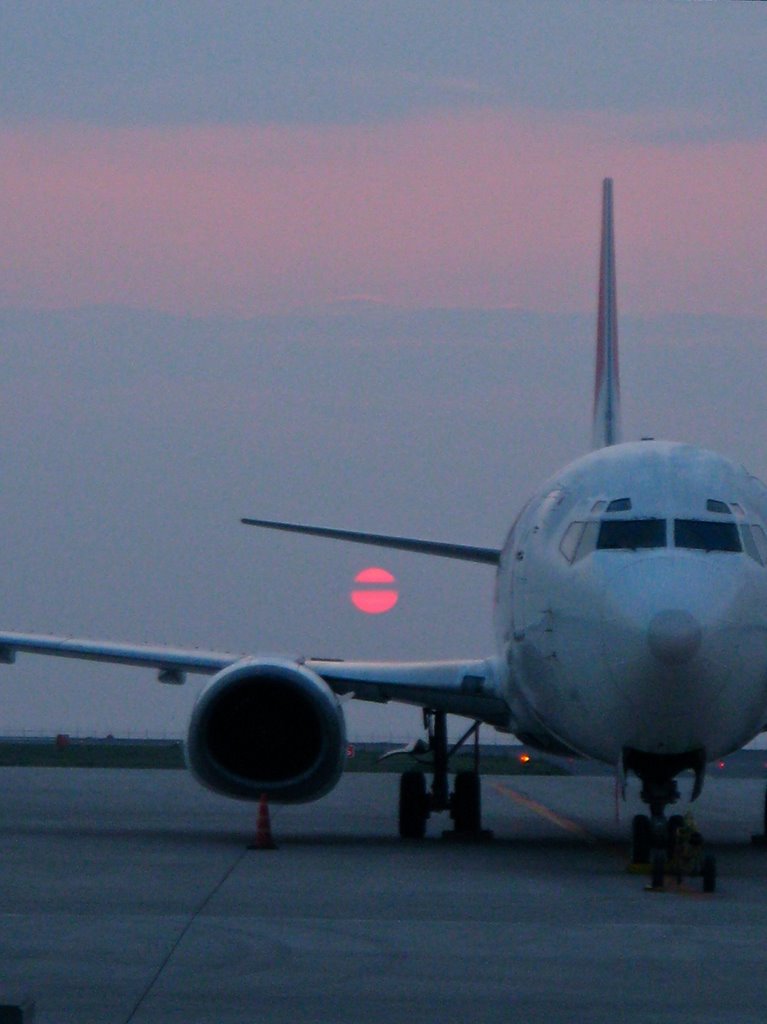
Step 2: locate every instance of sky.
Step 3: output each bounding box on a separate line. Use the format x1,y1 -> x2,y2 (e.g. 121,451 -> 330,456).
0,1 -> 766,740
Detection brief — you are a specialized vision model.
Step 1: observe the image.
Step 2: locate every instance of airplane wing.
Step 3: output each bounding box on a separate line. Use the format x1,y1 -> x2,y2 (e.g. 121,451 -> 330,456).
0,631 -> 235,683
241,518 -> 501,565
0,630 -> 509,725
307,657 -> 509,726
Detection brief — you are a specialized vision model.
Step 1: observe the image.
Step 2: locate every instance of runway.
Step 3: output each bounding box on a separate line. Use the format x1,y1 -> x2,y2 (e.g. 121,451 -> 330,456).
2,768 -> 767,1023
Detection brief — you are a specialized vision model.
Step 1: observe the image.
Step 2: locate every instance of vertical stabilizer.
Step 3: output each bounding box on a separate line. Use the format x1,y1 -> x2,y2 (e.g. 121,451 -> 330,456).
592,178 -> 621,449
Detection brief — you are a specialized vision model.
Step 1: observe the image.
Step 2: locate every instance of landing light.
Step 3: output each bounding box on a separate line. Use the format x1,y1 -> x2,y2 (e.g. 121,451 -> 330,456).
519,753 -> 531,764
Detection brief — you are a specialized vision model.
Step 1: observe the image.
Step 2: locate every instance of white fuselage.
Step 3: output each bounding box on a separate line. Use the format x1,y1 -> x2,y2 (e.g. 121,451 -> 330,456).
495,440 -> 767,765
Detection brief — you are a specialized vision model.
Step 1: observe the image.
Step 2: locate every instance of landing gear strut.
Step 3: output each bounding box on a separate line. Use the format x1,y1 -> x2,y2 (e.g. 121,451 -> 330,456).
750,787 -> 767,846
398,710 -> 490,840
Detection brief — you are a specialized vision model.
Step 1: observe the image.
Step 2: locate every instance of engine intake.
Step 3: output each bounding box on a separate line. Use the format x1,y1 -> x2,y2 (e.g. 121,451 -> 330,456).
186,658 -> 346,802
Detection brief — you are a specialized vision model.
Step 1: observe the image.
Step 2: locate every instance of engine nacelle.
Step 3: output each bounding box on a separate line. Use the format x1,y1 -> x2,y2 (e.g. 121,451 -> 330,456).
185,658 -> 347,803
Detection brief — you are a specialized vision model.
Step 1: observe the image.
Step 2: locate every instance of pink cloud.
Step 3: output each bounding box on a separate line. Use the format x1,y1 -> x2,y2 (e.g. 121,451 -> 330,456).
0,111 -> 765,317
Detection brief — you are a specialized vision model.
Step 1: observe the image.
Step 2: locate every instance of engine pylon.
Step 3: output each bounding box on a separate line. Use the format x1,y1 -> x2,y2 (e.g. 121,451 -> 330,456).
249,793 -> 277,850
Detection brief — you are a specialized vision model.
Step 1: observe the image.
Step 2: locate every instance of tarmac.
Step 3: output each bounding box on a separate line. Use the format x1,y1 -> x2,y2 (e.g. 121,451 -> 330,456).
2,768 -> 767,1023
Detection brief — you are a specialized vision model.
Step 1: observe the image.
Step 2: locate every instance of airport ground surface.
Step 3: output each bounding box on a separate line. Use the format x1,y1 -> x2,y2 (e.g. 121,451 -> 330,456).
2,769 -> 767,1023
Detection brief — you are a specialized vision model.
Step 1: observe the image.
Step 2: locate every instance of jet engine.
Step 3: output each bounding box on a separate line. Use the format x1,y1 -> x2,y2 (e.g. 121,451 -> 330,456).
185,658 -> 347,802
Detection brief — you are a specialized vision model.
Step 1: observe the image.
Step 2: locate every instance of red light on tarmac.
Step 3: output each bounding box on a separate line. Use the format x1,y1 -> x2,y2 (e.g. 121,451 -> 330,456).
351,567 -> 399,614
717,760 -> 725,769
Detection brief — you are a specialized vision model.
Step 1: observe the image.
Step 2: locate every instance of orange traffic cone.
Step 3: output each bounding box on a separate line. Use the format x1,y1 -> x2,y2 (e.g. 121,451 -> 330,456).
249,793 -> 277,850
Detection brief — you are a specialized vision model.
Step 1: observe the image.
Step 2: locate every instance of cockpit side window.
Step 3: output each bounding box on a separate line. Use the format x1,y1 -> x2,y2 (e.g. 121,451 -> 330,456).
674,519 -> 741,552
741,525 -> 763,564
576,521 -> 600,560
559,521 -> 584,563
560,521 -> 600,563
596,519 -> 666,551
752,525 -> 767,563
706,499 -> 731,514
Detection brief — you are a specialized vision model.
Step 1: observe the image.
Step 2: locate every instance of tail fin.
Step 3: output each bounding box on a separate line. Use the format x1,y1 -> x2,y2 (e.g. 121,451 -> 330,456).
592,177 -> 621,449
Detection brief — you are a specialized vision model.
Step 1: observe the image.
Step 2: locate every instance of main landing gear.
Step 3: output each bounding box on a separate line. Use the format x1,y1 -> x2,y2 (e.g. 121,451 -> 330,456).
398,710 -> 491,840
750,788 -> 767,847
625,747 -> 716,893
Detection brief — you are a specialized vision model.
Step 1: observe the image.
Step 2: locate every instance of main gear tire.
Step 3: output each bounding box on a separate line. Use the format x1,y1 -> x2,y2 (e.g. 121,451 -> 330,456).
451,771 -> 481,834
399,771 -> 429,839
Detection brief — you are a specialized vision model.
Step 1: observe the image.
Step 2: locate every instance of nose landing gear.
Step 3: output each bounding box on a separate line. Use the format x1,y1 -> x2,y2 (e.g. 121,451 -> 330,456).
624,747 -> 715,893
397,710 -> 492,841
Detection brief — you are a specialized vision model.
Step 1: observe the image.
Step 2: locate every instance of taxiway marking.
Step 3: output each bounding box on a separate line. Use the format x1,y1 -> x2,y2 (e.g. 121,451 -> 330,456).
493,782 -> 598,843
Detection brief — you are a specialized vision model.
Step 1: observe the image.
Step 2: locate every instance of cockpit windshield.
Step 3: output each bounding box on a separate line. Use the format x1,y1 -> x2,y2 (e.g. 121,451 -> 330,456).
561,514 -> 754,564
596,519 -> 666,551
674,519 -> 742,552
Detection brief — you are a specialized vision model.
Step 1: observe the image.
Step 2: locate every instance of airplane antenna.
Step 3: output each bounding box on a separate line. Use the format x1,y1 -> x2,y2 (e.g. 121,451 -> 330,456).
592,178 -> 621,449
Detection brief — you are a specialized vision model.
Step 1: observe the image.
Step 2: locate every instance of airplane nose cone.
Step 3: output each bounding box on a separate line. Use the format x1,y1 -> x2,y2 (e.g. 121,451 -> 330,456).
647,609 -> 702,665
598,555 -> 748,753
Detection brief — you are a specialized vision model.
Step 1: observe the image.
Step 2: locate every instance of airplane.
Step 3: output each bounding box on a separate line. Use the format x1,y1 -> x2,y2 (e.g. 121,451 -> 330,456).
2,179 -> 766,886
